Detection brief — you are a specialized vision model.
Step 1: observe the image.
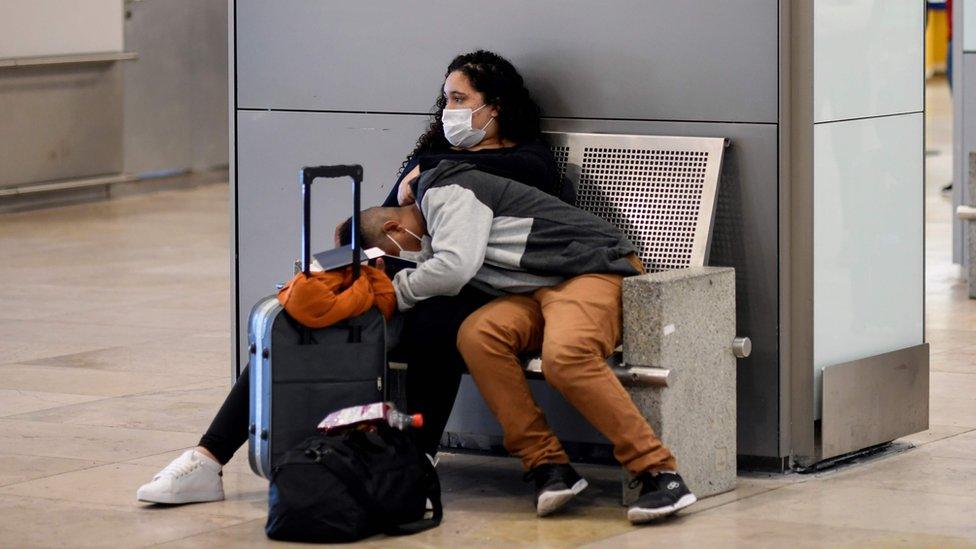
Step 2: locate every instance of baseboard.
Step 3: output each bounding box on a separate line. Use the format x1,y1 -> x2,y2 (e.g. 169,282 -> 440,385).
0,168 -> 229,214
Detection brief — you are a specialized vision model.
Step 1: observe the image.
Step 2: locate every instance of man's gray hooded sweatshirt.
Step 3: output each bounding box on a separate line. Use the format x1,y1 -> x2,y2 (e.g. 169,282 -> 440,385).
393,160 -> 640,311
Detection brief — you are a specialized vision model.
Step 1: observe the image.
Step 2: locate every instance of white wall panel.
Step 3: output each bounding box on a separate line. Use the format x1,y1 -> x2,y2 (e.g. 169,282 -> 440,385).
965,0 -> 976,51
814,0 -> 923,123
813,113 -> 924,415
0,0 -> 123,58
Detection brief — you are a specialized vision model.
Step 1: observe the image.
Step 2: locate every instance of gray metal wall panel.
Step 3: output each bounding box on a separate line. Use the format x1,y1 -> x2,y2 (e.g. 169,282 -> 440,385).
190,0 -> 230,170
124,0 -> 229,175
123,0 -> 193,174
0,63 -> 123,186
235,111 -> 427,362
236,0 -> 779,124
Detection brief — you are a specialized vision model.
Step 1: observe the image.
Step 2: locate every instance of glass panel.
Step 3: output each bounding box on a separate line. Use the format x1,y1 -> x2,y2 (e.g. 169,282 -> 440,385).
965,0 -> 976,51
815,0 -> 924,123
813,113 -> 924,417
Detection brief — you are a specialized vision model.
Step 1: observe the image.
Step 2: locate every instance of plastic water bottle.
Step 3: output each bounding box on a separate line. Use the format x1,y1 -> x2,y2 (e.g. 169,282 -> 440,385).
386,408 -> 424,430
317,402 -> 423,433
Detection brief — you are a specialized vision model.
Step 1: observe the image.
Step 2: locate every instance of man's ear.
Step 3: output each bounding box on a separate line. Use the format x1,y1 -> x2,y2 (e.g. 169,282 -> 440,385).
381,220 -> 400,234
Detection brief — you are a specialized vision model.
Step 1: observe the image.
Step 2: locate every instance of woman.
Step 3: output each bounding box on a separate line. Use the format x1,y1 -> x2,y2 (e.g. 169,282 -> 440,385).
136,50 -> 563,504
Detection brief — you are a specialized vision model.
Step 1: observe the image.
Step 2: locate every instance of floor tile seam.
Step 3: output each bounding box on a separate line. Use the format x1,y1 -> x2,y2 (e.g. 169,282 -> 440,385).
690,497 -> 976,539
143,517 -> 265,548
0,394 -> 119,419
0,458 -> 111,489
14,318 -> 223,332
14,382 -> 230,399
589,515 -> 975,548
0,384 -> 225,401
1,489 -> 267,524
0,376 -> 230,402
123,446 -> 207,467
0,318 -> 196,335
16,344 -> 233,366
0,417 -> 205,441
0,491 -> 256,534
915,426 -> 976,447
774,475 -> 976,503
0,386 -> 111,399
679,484 -> 795,518
817,476 -> 976,500
20,301 -> 226,318
0,363 -> 227,390
700,505 -> 976,539
0,413 -> 209,436
0,346 -> 194,368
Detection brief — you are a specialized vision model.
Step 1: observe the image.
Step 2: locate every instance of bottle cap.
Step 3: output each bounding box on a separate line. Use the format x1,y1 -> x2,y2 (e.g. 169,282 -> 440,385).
411,414 -> 424,428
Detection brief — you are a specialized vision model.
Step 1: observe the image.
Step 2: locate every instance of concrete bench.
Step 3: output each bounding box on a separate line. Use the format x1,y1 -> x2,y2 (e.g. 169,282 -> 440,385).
959,152 -> 976,299
434,132 -> 749,501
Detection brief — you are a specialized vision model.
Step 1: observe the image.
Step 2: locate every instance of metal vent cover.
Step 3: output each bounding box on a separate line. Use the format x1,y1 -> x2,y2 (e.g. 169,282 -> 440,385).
544,132 -> 726,272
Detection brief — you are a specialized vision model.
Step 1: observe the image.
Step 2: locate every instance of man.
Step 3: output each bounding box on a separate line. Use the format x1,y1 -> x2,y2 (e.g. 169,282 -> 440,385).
347,160 -> 696,523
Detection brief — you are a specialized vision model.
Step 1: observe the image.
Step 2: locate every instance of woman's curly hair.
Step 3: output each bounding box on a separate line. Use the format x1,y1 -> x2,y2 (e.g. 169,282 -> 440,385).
399,50 -> 543,177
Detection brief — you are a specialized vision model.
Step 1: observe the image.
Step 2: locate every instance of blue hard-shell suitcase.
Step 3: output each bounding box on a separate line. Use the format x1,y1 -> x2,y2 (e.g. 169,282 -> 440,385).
246,165 -> 387,479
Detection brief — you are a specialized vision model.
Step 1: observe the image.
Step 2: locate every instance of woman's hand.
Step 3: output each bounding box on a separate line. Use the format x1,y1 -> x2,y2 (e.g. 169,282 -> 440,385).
397,165 -> 421,205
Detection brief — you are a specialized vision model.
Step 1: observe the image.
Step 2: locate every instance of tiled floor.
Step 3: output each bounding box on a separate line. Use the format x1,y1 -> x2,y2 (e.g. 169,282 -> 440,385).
1,77 -> 974,547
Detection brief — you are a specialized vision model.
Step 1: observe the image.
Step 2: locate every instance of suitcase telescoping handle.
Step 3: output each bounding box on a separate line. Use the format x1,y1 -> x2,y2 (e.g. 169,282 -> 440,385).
300,164 -> 364,279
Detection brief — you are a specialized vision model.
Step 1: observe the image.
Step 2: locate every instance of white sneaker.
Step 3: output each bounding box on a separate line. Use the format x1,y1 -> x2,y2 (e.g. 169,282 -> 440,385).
136,449 -> 224,504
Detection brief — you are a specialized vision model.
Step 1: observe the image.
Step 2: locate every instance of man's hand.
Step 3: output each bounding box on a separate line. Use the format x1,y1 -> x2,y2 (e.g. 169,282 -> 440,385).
397,165 -> 421,205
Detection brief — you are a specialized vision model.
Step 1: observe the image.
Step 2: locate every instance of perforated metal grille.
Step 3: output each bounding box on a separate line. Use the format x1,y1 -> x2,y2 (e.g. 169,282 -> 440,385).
551,146 -> 570,196
576,147 -> 709,272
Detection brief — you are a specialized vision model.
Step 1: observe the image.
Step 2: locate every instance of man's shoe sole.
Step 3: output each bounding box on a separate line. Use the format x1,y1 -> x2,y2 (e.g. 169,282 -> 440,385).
537,478 -> 588,517
137,489 -> 225,505
627,493 -> 697,524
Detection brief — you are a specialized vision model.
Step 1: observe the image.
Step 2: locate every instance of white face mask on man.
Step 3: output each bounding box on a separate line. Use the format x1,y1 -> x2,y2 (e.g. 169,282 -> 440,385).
385,228 -> 431,263
442,104 -> 494,148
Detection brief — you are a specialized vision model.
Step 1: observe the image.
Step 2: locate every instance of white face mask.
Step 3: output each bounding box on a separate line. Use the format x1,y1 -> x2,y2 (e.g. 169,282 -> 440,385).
399,235 -> 432,263
442,104 -> 494,148
385,227 -> 426,261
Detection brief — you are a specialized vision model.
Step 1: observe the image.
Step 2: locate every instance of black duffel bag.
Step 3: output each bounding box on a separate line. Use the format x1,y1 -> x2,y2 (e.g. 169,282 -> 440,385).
265,425 -> 442,543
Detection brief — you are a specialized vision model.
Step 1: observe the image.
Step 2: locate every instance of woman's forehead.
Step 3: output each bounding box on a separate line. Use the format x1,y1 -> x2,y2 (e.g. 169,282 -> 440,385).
443,71 -> 475,94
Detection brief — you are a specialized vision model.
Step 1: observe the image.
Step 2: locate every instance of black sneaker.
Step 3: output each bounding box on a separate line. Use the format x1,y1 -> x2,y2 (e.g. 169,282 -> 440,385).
523,463 -> 589,517
627,472 -> 697,524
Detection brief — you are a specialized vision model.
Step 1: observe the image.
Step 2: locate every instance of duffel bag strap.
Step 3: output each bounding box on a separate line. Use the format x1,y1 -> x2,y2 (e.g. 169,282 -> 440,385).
313,438 -> 442,536
381,445 -> 443,536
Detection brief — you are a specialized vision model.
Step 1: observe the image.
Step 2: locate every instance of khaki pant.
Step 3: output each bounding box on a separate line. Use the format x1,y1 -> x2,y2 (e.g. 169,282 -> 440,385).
456,263 -> 678,475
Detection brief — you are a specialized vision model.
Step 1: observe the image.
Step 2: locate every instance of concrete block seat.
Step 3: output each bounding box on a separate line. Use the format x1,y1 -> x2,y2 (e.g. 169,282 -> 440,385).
959,152 -> 976,299
436,132 -> 749,500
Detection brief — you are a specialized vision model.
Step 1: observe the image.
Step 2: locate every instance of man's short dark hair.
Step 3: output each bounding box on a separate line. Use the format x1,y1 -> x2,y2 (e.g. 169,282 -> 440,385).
337,217 -> 354,247
337,207 -> 398,249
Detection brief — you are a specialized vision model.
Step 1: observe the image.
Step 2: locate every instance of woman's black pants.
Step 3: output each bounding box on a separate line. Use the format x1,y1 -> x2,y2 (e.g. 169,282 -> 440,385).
198,286 -> 495,464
